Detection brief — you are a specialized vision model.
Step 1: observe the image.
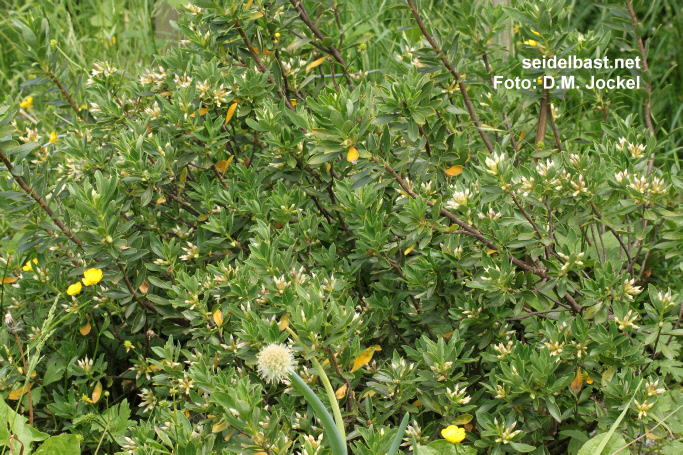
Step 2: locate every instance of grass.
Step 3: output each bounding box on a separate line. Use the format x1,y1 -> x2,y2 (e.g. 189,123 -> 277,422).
0,0 -> 179,96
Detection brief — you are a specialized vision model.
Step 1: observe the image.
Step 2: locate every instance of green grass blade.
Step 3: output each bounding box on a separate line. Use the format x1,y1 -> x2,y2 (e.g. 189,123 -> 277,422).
289,372 -> 347,455
387,412 -> 410,455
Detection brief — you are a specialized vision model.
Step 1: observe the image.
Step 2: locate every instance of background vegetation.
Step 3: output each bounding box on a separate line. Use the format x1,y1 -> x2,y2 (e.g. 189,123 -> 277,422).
0,0 -> 682,454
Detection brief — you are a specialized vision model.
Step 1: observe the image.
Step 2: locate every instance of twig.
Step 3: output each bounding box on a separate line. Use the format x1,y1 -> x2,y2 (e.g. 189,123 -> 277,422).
45,69 -> 84,122
0,150 -> 85,250
235,23 -> 296,112
14,332 -> 33,425
506,308 -> 570,321
406,0 -> 495,154
624,0 -> 655,172
612,404 -> 683,454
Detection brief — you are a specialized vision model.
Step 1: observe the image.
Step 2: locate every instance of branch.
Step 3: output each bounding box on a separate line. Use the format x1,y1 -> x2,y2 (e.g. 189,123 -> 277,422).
482,53 -> 518,151
289,0 -> 354,86
405,0 -> 495,154
45,68 -> 84,122
0,150 -> 85,249
506,308 -> 570,321
625,0 -> 656,172
382,159 -> 547,277
235,23 -> 296,112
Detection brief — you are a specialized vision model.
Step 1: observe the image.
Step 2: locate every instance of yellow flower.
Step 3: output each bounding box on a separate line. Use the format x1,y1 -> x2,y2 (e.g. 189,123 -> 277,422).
524,39 -> 537,47
82,268 -> 103,286
442,425 -> 466,443
67,282 -> 82,296
583,372 -> 593,384
49,131 -> 58,144
20,96 -> 34,109
22,258 -> 38,271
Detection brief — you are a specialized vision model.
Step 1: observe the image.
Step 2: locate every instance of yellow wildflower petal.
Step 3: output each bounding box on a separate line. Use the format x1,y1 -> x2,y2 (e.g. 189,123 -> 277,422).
67,282 -> 83,296
441,425 -> 466,443
82,268 -> 103,286
20,96 -> 34,109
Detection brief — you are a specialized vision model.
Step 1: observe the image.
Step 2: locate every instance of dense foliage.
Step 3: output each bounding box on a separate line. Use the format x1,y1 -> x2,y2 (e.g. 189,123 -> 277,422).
1,0 -> 682,454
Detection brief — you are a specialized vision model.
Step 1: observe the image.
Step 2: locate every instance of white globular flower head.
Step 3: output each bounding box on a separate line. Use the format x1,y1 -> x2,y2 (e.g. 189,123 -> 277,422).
257,343 -> 296,384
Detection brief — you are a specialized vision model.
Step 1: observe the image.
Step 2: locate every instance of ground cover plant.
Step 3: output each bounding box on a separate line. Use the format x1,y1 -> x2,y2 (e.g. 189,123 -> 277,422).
1,0 -> 683,454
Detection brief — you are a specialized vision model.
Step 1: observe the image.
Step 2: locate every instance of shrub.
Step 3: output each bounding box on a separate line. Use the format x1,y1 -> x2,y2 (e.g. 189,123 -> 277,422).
1,0 -> 683,454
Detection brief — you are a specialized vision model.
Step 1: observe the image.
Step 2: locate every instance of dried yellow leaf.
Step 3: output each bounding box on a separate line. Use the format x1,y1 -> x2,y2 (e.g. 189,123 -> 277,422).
179,167 -> 187,184
278,314 -> 289,331
570,367 -> 583,394
445,165 -> 463,176
335,383 -> 348,399
453,414 -> 473,425
215,155 -> 234,174
212,420 -> 229,433
8,383 -> 31,400
79,322 -> 92,336
306,56 -> 328,74
92,380 -> 103,403
225,103 -> 238,124
645,429 -> 663,440
351,348 -> 375,372
1,277 -> 18,284
213,309 -> 224,326
347,146 -> 359,163
139,280 -> 149,294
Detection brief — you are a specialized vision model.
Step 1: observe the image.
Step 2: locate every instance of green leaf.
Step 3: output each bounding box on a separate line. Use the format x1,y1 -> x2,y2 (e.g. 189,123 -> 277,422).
34,434 -> 81,455
577,433 -> 627,455
422,440 -> 476,455
509,441 -> 536,452
0,396 -> 49,453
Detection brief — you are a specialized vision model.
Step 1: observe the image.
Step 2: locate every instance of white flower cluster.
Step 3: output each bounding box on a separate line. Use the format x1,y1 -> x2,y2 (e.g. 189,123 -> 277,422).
87,61 -> 117,85
446,188 -> 470,210
616,137 -> 647,159
139,66 -> 167,89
